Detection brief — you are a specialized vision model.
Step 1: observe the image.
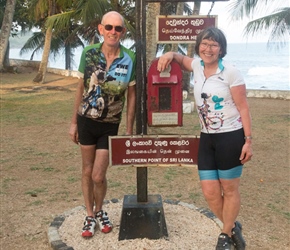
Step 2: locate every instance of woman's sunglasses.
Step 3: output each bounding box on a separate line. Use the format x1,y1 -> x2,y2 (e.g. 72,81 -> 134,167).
102,24 -> 124,33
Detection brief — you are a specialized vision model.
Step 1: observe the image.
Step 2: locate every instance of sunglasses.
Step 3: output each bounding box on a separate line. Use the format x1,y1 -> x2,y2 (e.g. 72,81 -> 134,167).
102,24 -> 124,33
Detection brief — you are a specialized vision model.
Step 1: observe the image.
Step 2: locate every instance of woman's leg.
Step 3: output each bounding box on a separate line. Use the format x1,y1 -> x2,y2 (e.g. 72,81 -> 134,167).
219,178 -> 241,236
201,177 -> 241,235
200,179 -> 224,222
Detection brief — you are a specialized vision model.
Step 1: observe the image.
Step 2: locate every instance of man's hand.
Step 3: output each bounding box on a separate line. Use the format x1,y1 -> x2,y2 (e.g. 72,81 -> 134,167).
69,123 -> 79,144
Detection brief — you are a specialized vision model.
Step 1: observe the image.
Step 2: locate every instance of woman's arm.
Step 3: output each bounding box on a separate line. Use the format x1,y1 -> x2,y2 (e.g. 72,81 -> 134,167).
231,84 -> 253,164
157,52 -> 194,72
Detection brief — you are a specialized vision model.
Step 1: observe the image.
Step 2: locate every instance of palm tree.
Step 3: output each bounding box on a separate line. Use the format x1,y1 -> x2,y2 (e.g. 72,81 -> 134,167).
19,29 -> 84,69
229,0 -> 290,46
0,0 -> 17,70
31,0 -> 58,83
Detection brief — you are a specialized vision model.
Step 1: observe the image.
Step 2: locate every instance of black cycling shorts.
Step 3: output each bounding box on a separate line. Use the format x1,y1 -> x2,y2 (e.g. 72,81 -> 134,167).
77,115 -> 119,149
198,128 -> 245,171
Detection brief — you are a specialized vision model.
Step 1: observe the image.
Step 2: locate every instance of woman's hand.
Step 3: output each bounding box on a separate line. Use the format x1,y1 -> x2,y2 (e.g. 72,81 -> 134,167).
239,141 -> 253,164
157,52 -> 174,72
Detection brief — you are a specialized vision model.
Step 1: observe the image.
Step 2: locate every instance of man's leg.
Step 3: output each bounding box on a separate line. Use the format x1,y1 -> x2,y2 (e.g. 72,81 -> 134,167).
80,145 -> 97,217
80,144 -> 98,237
91,149 -> 112,233
92,149 -> 109,212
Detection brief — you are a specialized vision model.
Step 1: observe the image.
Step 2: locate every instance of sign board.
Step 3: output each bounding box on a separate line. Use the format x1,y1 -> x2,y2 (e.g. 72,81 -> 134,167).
109,135 -> 199,167
157,15 -> 217,43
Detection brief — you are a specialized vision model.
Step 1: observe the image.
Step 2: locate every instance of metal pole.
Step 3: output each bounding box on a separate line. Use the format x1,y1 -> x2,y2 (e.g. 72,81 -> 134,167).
136,0 -> 148,202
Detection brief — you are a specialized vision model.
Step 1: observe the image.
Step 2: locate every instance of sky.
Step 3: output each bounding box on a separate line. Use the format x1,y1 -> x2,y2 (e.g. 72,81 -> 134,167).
195,0 -> 288,43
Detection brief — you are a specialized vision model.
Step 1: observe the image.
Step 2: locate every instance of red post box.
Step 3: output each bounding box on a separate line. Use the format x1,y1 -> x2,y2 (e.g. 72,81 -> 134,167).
147,58 -> 183,126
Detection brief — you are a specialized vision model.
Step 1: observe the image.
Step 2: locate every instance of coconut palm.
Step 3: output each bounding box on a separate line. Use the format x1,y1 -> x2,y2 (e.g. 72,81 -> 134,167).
229,0 -> 290,46
25,0 -> 114,82
19,29 -> 84,69
29,0 -> 60,83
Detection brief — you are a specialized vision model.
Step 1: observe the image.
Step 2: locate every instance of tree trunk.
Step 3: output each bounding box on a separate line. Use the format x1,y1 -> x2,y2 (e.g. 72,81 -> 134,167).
0,0 -> 16,71
33,0 -> 55,83
65,43 -> 71,70
171,3 -> 184,52
33,27 -> 53,83
4,42 -> 11,67
146,3 -> 160,70
183,1 -> 201,91
193,1 -> 201,15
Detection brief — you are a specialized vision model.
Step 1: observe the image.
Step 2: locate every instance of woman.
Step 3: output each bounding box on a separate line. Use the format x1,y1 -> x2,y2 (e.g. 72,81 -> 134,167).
157,27 -> 252,250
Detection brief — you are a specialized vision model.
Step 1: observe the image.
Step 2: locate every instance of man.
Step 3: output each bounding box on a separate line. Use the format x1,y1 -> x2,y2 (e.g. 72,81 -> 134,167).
69,11 -> 136,237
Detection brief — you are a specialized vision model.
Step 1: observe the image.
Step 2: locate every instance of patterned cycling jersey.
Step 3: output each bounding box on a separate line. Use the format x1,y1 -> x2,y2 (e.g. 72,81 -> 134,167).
77,43 -> 136,123
192,58 -> 245,133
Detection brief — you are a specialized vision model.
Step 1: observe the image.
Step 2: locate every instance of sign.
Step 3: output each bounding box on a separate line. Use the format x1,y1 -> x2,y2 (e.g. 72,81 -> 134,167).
109,135 -> 200,167
152,112 -> 179,126
157,15 -> 217,43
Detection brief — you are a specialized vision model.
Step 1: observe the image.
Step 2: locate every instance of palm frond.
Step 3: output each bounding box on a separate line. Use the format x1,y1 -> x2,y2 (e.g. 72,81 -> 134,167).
229,0 -> 281,20
243,7 -> 290,45
74,0 -> 111,24
46,10 -> 75,30
20,32 -> 44,55
184,3 -> 193,16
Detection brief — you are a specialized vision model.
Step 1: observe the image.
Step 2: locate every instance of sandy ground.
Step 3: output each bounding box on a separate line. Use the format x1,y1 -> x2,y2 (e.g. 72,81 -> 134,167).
58,201 -> 222,250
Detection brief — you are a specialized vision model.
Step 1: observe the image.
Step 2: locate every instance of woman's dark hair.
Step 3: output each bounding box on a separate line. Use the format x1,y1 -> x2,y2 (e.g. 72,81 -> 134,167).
195,27 -> 227,58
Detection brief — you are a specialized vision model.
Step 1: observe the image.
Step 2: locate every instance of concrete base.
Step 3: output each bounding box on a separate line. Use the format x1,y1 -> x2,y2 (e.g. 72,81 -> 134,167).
118,194 -> 168,241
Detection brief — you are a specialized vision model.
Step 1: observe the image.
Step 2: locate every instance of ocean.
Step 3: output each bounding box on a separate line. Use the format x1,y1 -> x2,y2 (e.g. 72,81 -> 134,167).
9,42 -> 289,91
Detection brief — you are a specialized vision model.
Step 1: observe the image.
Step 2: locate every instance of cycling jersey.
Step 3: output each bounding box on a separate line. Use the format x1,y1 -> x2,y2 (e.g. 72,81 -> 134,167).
192,58 -> 245,133
77,43 -> 136,123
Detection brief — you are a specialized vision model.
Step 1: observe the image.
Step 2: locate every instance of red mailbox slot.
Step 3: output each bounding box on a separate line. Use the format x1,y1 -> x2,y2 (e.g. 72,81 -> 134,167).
147,58 -> 183,126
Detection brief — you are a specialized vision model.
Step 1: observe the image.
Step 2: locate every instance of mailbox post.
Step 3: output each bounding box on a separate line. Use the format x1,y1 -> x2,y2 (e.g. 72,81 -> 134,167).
118,0 -> 229,241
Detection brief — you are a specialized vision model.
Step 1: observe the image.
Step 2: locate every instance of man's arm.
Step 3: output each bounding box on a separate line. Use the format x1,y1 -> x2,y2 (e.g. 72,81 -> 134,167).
125,84 -> 136,135
69,78 -> 84,144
